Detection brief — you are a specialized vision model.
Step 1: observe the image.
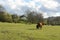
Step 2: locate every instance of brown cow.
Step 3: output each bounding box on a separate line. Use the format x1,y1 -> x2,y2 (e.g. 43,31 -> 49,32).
36,22 -> 42,29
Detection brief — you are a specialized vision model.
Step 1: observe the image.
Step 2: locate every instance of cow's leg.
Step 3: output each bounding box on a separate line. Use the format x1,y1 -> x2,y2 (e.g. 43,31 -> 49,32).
40,25 -> 42,29
36,25 -> 39,29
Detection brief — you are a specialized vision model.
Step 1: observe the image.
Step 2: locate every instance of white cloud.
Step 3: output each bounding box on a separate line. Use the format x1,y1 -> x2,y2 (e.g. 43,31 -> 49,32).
15,0 -> 26,6
0,0 -> 60,18
47,12 -> 60,17
11,5 -> 16,9
0,0 -> 5,6
26,1 -> 35,8
42,12 -> 49,18
7,0 -> 16,9
36,5 -> 41,11
6,0 -> 41,11
7,0 -> 28,9
53,12 -> 60,17
26,1 -> 42,11
33,0 -> 59,10
42,0 -> 59,9
33,0 -> 40,2
7,0 -> 37,10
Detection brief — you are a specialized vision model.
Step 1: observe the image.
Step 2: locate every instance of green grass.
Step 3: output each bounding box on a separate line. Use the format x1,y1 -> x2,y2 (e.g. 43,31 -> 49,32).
0,22 -> 60,40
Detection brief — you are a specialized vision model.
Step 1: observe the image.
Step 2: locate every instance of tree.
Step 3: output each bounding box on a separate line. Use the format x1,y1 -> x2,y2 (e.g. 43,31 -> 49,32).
12,14 -> 19,23
0,5 -> 5,12
0,12 -> 12,22
25,9 -> 44,24
47,16 -> 60,25
0,5 -> 12,22
0,12 -> 5,22
5,13 -> 12,22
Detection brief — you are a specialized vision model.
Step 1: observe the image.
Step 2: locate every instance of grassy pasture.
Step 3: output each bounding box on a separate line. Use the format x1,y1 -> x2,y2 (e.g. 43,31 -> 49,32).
0,22 -> 60,40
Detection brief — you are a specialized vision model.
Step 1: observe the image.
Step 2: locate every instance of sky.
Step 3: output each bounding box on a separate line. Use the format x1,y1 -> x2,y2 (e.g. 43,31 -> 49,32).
0,0 -> 60,18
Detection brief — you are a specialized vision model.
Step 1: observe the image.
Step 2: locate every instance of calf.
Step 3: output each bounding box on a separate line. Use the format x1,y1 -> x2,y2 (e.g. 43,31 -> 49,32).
36,22 -> 42,29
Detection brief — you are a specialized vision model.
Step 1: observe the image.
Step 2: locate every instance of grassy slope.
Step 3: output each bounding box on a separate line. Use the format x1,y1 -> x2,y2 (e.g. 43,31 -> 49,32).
0,22 -> 60,40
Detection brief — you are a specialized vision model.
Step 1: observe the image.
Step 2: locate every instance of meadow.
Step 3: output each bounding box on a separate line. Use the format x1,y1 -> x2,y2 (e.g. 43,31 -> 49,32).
0,22 -> 60,40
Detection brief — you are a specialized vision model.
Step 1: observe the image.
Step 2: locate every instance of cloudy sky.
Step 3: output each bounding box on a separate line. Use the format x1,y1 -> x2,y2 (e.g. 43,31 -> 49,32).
0,0 -> 60,18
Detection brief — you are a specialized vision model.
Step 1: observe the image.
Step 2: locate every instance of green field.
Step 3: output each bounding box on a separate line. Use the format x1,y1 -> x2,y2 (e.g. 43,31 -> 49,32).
0,22 -> 60,40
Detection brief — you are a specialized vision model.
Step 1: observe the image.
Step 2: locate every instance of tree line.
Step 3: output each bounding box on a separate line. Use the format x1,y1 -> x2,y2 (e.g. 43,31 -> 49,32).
47,17 -> 60,25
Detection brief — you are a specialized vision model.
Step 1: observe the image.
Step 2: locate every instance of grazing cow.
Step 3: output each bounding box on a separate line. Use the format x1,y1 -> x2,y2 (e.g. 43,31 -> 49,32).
36,22 -> 42,29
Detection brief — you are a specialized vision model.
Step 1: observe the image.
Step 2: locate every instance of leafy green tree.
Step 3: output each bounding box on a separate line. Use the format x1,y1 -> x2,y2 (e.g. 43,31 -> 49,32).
0,5 -> 12,22
12,14 -> 19,23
